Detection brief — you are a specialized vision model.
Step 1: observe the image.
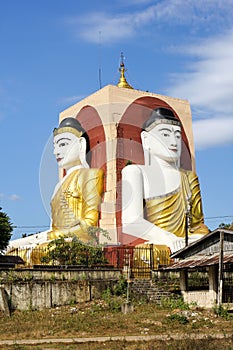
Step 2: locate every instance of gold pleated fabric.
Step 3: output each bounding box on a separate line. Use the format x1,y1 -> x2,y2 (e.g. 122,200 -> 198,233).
49,168 -> 104,241
145,170 -> 209,238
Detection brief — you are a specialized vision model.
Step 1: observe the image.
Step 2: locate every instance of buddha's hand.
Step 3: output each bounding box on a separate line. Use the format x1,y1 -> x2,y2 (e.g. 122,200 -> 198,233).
189,223 -> 209,234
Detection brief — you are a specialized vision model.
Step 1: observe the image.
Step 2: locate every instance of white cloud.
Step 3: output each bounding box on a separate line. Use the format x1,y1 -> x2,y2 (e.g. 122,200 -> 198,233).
66,0 -> 233,44
0,193 -> 20,201
58,95 -> 85,106
72,12 -> 138,44
166,30 -> 233,149
118,0 -> 154,5
167,31 -> 233,112
64,1 -> 233,150
9,194 -> 20,201
193,118 -> 233,150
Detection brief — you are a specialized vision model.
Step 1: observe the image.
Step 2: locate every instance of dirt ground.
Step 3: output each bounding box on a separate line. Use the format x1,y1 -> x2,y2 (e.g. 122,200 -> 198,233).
0,299 -> 233,349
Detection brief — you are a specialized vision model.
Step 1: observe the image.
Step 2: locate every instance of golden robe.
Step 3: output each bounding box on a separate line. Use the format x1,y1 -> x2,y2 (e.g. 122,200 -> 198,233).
48,168 -> 104,242
145,170 -> 209,237
7,168 -> 104,266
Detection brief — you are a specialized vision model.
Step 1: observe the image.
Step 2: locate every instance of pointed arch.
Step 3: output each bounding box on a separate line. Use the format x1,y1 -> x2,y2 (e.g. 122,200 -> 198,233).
75,105 -> 107,192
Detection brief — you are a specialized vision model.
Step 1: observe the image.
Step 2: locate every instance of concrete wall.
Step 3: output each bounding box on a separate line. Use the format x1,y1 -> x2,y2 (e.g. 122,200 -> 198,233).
182,290 -> 217,308
180,267 -> 218,308
0,268 -> 121,311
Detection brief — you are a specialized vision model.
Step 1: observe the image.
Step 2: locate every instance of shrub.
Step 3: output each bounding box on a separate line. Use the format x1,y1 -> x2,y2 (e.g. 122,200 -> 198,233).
213,304 -> 232,320
40,236 -> 108,266
102,288 -> 121,311
167,313 -> 189,324
160,296 -> 190,311
113,275 -> 127,296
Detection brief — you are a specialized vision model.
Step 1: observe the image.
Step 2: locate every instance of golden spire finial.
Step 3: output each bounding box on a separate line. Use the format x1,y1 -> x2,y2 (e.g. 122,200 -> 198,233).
117,52 -> 133,89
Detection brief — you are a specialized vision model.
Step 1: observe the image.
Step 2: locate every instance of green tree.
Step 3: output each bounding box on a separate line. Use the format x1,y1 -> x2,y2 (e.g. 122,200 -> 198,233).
0,207 -> 14,253
41,226 -> 111,266
219,222 -> 233,230
41,237 -> 108,266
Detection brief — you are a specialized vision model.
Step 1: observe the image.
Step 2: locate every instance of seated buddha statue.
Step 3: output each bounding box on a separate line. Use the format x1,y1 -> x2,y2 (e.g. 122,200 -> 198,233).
121,107 -> 209,253
48,117 -> 104,242
8,118 -> 104,262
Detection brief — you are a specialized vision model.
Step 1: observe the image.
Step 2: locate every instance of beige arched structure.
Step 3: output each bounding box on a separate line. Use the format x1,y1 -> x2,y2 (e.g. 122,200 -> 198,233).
59,84 -> 196,244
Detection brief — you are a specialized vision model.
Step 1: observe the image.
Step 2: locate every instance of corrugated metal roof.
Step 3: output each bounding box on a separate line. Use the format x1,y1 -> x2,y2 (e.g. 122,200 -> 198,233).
162,252 -> 233,270
170,229 -> 233,259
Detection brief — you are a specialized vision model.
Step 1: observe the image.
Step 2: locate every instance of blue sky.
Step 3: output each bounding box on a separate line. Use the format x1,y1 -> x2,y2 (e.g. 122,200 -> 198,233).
0,0 -> 233,240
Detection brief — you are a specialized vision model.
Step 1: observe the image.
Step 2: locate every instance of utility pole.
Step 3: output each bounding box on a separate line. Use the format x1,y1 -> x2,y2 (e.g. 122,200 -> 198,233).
217,230 -> 224,306
185,194 -> 192,246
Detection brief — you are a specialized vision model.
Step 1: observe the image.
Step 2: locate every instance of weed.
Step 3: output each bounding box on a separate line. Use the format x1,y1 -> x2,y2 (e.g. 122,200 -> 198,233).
213,304 -> 232,320
50,273 -> 56,282
113,275 -> 127,296
91,301 -> 104,313
102,288 -> 121,311
69,298 -> 77,306
167,313 -> 189,324
12,343 -> 27,349
2,270 -> 19,282
190,317 -> 214,330
21,272 -> 34,282
80,272 -> 88,280
160,296 -> 190,311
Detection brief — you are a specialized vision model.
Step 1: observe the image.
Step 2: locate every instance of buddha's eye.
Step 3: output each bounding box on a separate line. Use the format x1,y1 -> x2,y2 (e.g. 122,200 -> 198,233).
161,132 -> 170,137
175,132 -> 181,139
59,142 -> 69,147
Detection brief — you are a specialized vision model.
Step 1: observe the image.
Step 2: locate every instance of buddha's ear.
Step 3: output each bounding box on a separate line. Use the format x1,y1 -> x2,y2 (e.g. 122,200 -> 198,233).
141,131 -> 149,150
79,137 -> 86,152
79,137 -> 89,168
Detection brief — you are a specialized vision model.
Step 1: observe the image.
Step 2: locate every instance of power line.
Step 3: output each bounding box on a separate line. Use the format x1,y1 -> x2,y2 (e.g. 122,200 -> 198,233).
205,215 -> 233,220
13,215 -> 233,229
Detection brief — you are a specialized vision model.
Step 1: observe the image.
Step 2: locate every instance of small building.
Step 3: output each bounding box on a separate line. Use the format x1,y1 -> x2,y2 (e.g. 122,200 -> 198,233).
162,229 -> 233,308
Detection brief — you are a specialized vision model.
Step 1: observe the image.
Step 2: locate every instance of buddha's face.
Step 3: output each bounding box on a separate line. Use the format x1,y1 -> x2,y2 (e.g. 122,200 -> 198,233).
53,132 -> 83,170
142,122 -> 182,162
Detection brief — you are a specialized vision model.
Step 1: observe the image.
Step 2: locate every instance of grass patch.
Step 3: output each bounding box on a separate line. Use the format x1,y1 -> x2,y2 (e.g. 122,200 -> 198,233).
0,297 -> 232,348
